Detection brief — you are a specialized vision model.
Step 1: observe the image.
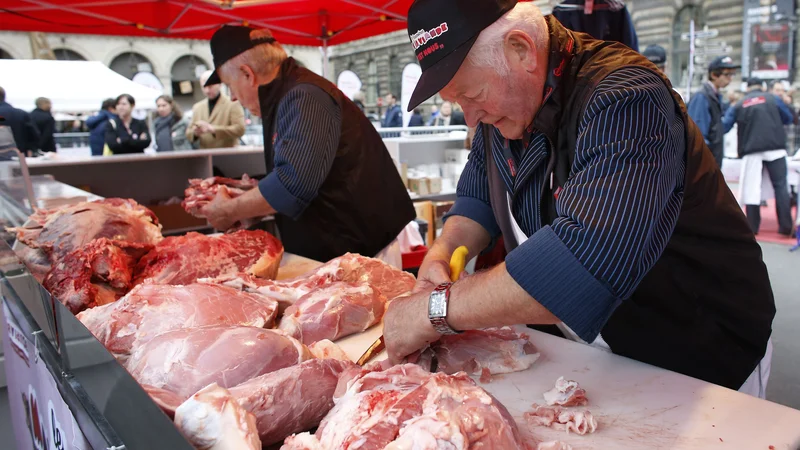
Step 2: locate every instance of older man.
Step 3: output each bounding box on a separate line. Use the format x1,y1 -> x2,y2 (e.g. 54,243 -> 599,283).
198,26 -> 414,263
385,0 -> 775,397
186,70 -> 246,149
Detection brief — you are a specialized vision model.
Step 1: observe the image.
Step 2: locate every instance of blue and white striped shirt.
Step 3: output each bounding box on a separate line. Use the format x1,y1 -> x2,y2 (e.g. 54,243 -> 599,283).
448,67 -> 687,342
258,84 -> 342,219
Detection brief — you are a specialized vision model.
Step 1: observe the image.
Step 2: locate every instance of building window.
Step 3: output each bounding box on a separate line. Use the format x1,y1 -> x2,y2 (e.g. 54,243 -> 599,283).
389,54 -> 401,97
170,54 -> 209,112
367,58 -> 378,104
671,4 -> 705,92
53,48 -> 86,61
110,51 -> 153,79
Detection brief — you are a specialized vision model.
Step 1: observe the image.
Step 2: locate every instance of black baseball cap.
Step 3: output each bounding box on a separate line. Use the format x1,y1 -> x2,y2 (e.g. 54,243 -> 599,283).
747,77 -> 763,87
642,45 -> 666,65
708,55 -> 740,72
205,25 -> 276,86
406,0 -> 517,111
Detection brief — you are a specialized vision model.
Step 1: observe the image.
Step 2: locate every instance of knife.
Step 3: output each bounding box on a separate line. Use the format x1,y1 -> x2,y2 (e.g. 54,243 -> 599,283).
356,246 -> 469,367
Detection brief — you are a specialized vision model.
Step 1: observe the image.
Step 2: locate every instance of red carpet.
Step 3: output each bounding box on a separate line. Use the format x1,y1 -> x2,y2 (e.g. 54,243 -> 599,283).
744,199 -> 797,246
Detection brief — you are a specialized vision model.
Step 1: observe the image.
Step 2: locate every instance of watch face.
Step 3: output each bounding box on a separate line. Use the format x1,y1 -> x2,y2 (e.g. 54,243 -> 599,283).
429,290 -> 447,318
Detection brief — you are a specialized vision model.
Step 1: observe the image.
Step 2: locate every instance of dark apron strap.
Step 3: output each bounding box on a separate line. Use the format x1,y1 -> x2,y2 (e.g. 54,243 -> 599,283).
483,124 -> 519,253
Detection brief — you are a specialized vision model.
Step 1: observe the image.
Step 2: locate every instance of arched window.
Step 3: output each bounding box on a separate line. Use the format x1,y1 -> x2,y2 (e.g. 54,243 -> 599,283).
53,48 -> 86,61
110,51 -> 153,79
170,54 -> 209,111
367,58 -> 378,104
671,4 -> 705,91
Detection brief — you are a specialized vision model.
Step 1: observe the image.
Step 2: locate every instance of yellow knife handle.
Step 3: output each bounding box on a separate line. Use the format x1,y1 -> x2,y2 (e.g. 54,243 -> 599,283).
449,246 -> 469,282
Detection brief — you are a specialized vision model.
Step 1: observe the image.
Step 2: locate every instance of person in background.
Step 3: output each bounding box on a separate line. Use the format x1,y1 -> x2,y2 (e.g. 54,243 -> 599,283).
353,91 -> 366,113
723,77 -> 794,237
408,108 -> 424,126
426,104 -> 440,125
30,97 -> 55,153
382,93 -> 403,128
104,94 -> 150,155
687,55 -> 739,168
0,86 -> 39,155
154,95 -> 192,152
642,44 -> 666,73
86,98 -> 116,156
770,80 -> 798,124
431,101 -> 466,126
187,70 -> 246,149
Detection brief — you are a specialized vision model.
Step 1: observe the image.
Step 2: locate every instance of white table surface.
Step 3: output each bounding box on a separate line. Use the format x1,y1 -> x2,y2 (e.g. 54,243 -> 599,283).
23,146 -> 264,168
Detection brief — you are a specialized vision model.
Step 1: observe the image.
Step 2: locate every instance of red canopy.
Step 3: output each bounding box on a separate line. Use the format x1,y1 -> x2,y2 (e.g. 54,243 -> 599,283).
1,0 -> 413,46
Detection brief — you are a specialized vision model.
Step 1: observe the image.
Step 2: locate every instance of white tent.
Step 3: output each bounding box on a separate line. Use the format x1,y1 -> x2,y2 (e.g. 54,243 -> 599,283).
0,59 -> 162,113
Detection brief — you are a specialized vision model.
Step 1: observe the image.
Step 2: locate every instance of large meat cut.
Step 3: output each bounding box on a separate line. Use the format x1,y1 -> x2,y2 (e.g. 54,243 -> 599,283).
126,326 -> 311,409
43,238 -> 154,313
8,198 -> 163,279
414,327 -> 540,377
282,364 -> 526,450
76,283 -> 278,358
174,384 -> 261,450
133,230 -> 283,285
177,358 -> 355,447
182,175 -> 258,217
278,282 -> 387,345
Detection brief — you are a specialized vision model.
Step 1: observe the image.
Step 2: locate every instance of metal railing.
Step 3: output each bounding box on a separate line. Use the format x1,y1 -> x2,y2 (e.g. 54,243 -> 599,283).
376,125 -> 469,139
54,132 -> 91,149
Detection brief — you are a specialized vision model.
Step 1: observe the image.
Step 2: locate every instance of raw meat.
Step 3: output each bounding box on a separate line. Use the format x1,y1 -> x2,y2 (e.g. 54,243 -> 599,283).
524,404 -> 598,435
133,230 -> 283,285
174,384 -> 261,450
308,340 -> 351,361
76,283 -> 278,358
543,377 -> 588,407
43,238 -> 153,313
278,282 -> 386,345
415,327 -> 540,376
182,175 -> 258,216
126,326 -> 311,405
538,442 -> 573,450
282,364 -> 526,450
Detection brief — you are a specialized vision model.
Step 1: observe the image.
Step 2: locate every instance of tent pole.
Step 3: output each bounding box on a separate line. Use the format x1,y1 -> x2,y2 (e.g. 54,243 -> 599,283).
323,39 -> 330,79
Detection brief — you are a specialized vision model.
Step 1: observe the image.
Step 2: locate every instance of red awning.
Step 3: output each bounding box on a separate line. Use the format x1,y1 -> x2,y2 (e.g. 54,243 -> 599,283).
0,0 -> 413,46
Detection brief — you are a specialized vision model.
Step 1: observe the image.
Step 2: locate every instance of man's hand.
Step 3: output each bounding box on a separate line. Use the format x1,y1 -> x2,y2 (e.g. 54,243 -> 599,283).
412,259 -> 451,293
384,289 -> 441,365
200,186 -> 239,231
194,121 -> 214,136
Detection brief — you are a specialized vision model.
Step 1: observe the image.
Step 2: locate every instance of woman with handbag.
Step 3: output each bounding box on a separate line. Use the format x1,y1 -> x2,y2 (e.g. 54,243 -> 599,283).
153,95 -> 191,152
104,94 -> 150,155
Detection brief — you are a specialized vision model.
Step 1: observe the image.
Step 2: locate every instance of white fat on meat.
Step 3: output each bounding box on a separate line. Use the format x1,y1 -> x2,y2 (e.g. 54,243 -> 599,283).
76,283 -> 278,359
524,404 -> 598,435
419,327 -> 539,376
543,377 -> 588,407
278,282 -> 386,345
174,383 -> 261,450
308,340 -> 351,361
537,441 -> 573,450
281,364 -> 525,450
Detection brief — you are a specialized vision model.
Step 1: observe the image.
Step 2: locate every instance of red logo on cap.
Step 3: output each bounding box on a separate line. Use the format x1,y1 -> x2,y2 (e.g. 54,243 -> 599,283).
411,22 -> 449,50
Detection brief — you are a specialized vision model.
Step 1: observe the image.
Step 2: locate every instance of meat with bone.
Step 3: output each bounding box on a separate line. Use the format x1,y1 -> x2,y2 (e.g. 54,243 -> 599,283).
43,238 -> 153,313
281,363 -> 526,450
76,283 -> 278,359
308,339 -> 352,361
182,175 -> 258,216
175,358 -> 353,447
133,230 -> 283,286
543,377 -> 588,407
207,253 -> 415,313
278,282 -> 386,345
413,327 -> 540,376
174,384 -> 261,450
8,198 -> 162,276
126,326 -> 311,408
524,404 -> 598,435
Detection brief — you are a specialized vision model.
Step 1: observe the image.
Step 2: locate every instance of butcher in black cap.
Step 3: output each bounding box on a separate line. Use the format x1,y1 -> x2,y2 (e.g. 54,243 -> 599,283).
197,26 -> 414,264
384,0 -> 775,398
687,55 -> 740,168
642,44 -> 666,72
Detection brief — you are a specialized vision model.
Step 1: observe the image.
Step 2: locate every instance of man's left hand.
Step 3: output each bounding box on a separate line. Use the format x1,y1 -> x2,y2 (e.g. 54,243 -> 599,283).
200,186 -> 238,231
384,288 -> 442,365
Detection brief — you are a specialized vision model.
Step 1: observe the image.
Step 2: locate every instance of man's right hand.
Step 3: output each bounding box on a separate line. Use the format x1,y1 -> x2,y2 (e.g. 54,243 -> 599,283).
413,258 -> 452,292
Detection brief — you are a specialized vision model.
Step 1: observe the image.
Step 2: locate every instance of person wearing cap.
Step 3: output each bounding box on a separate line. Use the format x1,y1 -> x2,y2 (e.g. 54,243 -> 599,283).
197,26 -> 415,264
641,44 -> 666,72
186,70 -> 246,149
686,55 -> 739,168
721,77 -> 795,237
383,0 -> 775,398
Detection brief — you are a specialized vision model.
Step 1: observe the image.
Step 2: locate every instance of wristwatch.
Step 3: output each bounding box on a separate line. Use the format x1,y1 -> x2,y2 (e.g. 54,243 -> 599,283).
428,282 -> 462,335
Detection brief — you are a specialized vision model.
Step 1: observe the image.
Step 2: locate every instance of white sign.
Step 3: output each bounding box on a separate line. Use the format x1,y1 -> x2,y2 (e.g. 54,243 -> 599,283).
336,70 -> 362,100
132,71 -> 164,94
400,63 -> 422,128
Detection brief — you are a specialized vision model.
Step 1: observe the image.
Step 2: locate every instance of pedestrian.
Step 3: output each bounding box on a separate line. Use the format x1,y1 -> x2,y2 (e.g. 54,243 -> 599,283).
187,70 -> 246,149
384,0 -> 775,398
86,98 -> 116,156
104,94 -> 151,155
382,93 -> 403,128
0,86 -> 40,155
408,108 -> 424,126
30,97 -> 56,153
687,55 -> 739,168
723,77 -> 795,236
154,95 -> 192,151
